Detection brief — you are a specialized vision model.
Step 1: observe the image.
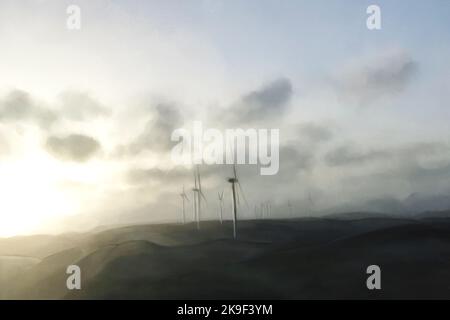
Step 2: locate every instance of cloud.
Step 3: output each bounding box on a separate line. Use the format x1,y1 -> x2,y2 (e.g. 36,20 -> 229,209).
279,144 -> 313,173
0,90 -> 112,131
45,134 -> 101,162
126,167 -> 192,186
340,162 -> 450,214
126,163 -> 231,190
324,145 -> 390,167
298,123 -> 333,143
59,91 -> 111,121
324,142 -> 446,167
224,78 -> 293,124
403,192 -> 450,213
335,50 -> 418,105
321,142 -> 450,214
118,103 -> 182,155
0,90 -> 58,128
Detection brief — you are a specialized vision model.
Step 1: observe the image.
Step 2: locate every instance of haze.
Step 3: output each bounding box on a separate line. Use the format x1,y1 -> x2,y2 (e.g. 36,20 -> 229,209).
0,0 -> 450,237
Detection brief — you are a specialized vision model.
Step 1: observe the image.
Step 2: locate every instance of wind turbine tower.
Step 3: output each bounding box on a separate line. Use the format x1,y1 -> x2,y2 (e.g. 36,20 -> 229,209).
180,185 -> 189,224
192,166 -> 206,229
227,164 -> 247,239
288,200 -> 293,217
308,192 -> 314,216
218,191 -> 224,224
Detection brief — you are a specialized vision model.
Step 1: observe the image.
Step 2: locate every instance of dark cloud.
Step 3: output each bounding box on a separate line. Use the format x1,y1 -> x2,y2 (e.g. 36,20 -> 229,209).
59,91 -> 111,121
372,159 -> 450,187
324,142 -> 446,167
116,80 -> 292,157
400,142 -> 444,158
403,192 -> 450,213
298,123 -> 333,143
324,145 -> 390,167
0,90 -> 58,128
149,144 -> 313,192
45,134 -> 101,162
337,163 -> 450,212
118,103 -> 182,155
211,145 -> 315,204
324,142 -> 450,214
216,145 -> 315,209
279,144 -> 313,173
363,197 -> 406,214
224,78 -> 293,124
336,51 -> 418,105
328,190 -> 450,216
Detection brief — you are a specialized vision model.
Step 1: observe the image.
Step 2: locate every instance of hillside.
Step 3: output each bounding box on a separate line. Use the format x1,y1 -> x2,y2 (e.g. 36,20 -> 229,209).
1,216 -> 450,299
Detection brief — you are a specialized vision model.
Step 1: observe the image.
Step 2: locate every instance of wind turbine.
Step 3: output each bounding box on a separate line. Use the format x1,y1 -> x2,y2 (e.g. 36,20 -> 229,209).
227,164 -> 248,239
264,201 -> 271,219
179,185 -> 190,224
287,200 -> 293,217
192,165 -> 207,229
308,191 -> 314,216
218,191 -> 224,224
192,171 -> 199,227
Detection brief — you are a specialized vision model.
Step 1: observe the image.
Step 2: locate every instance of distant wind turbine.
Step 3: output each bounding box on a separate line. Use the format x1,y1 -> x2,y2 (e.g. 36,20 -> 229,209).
192,166 -> 207,229
218,191 -> 224,224
308,191 -> 314,216
179,185 -> 190,224
192,171 -> 199,227
227,164 -> 248,239
287,200 -> 293,217
264,201 -> 271,219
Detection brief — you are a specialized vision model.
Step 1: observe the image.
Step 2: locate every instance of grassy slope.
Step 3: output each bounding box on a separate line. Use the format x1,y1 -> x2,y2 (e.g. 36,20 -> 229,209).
1,216 -> 450,299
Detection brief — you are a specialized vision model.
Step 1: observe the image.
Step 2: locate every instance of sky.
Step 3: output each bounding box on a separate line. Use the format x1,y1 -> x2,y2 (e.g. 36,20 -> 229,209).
0,0 -> 450,236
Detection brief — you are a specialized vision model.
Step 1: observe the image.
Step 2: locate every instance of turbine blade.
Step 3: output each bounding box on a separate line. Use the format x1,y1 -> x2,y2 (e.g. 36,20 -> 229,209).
197,166 -> 202,191
194,170 -> 197,188
237,181 -> 249,207
200,190 -> 207,203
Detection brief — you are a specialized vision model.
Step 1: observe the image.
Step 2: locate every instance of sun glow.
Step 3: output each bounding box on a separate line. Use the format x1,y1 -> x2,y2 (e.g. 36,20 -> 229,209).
0,150 -> 79,237
0,123 -> 106,237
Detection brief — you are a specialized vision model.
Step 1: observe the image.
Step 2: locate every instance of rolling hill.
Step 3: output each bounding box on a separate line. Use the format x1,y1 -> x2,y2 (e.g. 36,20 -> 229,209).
1,215 -> 450,299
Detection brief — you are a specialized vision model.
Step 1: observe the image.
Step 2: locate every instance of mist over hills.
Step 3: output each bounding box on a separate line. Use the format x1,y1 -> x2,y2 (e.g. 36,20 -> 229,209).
327,192 -> 450,217
2,210 -> 450,299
